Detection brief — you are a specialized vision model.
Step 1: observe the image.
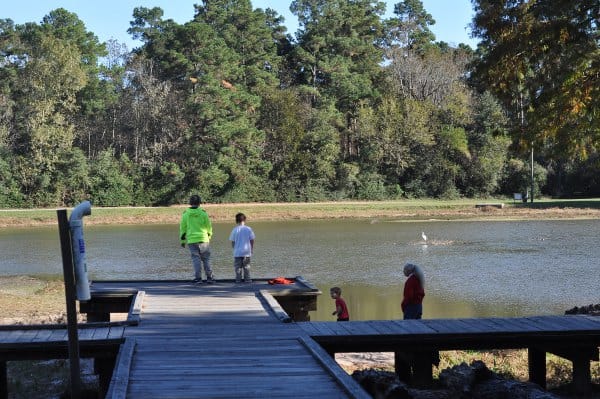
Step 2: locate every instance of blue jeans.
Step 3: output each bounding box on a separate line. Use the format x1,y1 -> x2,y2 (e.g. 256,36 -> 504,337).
403,304 -> 422,320
188,242 -> 213,280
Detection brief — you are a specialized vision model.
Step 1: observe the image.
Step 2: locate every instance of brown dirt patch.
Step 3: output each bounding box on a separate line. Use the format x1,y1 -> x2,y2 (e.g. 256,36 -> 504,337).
0,276 -> 68,324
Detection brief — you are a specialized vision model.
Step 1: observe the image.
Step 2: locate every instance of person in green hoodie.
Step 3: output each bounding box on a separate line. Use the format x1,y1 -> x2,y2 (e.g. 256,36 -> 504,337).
180,194 -> 214,284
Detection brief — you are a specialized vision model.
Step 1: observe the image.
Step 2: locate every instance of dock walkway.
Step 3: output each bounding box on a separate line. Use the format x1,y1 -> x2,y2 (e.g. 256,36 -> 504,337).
96,280 -> 366,399
299,316 -> 600,393
4,280 -> 599,398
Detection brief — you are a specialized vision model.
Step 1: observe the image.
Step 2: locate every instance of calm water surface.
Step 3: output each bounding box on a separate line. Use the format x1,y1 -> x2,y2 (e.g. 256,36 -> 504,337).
1,219 -> 598,321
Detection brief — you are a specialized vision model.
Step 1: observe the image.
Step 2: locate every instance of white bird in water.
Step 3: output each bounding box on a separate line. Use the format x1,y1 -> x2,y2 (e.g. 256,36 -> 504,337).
421,231 -> 427,242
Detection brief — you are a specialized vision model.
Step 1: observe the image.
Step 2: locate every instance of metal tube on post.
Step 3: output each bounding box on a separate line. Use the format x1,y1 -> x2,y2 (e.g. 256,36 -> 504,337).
69,200 -> 91,301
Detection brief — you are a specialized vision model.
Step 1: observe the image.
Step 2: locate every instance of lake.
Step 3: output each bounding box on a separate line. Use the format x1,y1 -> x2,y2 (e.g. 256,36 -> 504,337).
1,218 -> 598,321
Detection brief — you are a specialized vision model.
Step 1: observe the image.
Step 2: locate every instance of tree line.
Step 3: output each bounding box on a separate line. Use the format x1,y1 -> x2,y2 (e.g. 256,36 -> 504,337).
0,0 -> 598,207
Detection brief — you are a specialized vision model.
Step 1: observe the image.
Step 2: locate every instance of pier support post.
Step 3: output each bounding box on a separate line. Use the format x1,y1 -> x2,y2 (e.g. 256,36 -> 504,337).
394,350 -> 439,387
1,360 -> 7,399
549,346 -> 597,396
95,355 -> 117,398
528,347 -> 546,389
572,355 -> 592,396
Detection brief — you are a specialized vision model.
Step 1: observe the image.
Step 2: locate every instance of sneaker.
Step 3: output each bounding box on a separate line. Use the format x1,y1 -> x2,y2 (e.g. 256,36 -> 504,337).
206,279 -> 215,284
192,278 -> 202,284
235,280 -> 242,284
244,279 -> 252,283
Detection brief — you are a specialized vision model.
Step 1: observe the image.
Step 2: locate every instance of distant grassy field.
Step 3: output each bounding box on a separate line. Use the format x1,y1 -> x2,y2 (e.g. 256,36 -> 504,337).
1,198 -> 600,227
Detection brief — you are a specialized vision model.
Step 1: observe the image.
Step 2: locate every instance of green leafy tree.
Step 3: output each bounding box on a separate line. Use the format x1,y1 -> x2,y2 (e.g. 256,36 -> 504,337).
0,150 -> 23,207
54,147 -> 90,206
462,92 -> 511,197
10,34 -> 88,205
89,149 -> 134,206
471,0 -> 600,159
134,161 -> 185,206
290,0 -> 386,160
354,96 -> 434,191
259,88 -> 339,201
386,0 -> 436,52
500,158 -> 547,198
193,0 -> 282,94
129,5 -> 278,201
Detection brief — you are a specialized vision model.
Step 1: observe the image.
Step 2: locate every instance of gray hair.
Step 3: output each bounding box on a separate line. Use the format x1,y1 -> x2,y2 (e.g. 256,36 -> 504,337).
404,263 -> 425,288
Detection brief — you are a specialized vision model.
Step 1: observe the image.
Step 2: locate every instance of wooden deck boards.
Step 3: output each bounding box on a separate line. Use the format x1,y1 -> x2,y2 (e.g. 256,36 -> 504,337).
92,280 -> 600,398
95,281 -> 364,399
0,325 -> 124,346
306,316 -> 600,338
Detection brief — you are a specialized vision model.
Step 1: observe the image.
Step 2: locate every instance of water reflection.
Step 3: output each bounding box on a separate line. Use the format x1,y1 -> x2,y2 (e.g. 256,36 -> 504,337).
1,218 -> 598,320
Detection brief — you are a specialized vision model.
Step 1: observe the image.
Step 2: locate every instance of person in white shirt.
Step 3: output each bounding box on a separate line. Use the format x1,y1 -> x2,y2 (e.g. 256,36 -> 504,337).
228,213 -> 255,283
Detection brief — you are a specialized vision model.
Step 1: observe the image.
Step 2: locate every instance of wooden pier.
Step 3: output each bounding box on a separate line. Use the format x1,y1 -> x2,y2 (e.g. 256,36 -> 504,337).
2,278 -> 600,398
90,279 -> 367,399
299,316 -> 600,394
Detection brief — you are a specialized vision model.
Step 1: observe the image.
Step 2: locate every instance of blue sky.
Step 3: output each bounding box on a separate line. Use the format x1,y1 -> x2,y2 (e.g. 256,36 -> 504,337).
3,1 -> 478,50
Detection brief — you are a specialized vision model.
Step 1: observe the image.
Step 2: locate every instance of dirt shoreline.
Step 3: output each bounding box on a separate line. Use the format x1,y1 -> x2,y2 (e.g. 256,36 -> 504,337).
2,202 -> 600,228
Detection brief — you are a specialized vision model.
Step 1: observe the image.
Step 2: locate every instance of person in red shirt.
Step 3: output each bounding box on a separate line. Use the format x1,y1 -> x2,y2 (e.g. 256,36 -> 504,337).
401,263 -> 425,319
330,287 -> 349,321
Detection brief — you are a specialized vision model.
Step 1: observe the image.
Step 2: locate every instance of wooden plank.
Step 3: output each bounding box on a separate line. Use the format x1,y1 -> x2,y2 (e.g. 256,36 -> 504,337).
580,315 -> 600,326
108,326 -> 125,339
525,316 -> 571,331
77,328 -> 95,341
258,290 -> 291,323
307,322 -> 341,336
540,315 -> 597,331
32,329 -> 54,342
486,317 -> 539,332
130,367 -> 333,377
366,320 -> 399,335
130,291 -> 145,315
565,315 -> 600,329
421,319 -> 472,334
454,318 -> 505,333
127,375 -> 337,385
296,322 -> 321,336
91,327 -> 111,340
47,329 -> 68,342
518,317 -> 562,332
0,330 -> 26,343
391,320 -> 437,334
338,322 -> 377,336
106,338 -> 136,399
132,357 -> 318,370
325,322 -> 356,336
17,330 -> 39,343
127,386 -> 347,399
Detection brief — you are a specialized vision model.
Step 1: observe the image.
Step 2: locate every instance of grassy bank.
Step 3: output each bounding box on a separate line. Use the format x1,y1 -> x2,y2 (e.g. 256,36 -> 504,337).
2,198 -> 600,227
